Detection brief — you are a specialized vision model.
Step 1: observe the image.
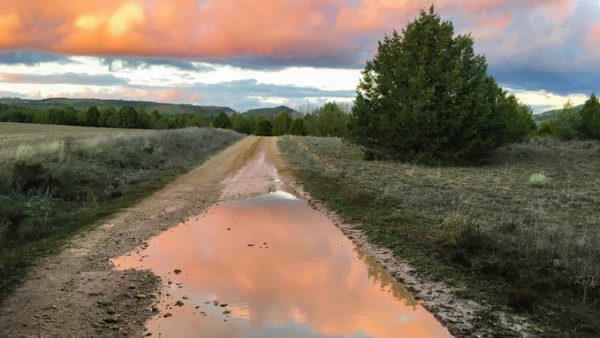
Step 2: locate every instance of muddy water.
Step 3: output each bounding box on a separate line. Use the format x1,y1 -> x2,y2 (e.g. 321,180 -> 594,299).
112,143 -> 451,338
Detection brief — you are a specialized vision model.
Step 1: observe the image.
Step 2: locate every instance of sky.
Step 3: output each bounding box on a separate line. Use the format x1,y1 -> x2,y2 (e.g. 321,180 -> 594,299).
0,0 -> 599,113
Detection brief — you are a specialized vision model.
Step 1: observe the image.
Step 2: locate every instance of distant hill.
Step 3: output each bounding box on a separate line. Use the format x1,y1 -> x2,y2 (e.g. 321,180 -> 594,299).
244,105 -> 303,118
534,105 -> 583,124
0,97 -> 235,116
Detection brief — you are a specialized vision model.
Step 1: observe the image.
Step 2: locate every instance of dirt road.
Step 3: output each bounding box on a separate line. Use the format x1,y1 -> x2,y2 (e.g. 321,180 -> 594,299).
0,136 -> 493,338
0,136 -> 283,337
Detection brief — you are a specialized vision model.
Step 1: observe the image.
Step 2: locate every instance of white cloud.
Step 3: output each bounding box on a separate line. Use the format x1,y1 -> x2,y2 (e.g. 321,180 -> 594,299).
506,87 -> 589,112
247,96 -> 289,106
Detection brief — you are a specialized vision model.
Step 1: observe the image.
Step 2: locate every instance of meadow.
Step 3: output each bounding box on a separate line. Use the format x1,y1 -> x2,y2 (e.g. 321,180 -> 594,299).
0,122 -> 241,298
279,136 -> 600,337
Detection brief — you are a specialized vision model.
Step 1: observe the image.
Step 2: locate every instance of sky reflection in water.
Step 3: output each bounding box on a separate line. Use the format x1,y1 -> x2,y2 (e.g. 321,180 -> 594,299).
112,192 -> 451,338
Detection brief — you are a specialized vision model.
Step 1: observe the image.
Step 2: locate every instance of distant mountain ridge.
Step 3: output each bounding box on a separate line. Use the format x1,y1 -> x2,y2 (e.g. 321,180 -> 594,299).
244,105 -> 303,118
0,98 -> 304,119
534,105 -> 583,124
0,97 -> 235,116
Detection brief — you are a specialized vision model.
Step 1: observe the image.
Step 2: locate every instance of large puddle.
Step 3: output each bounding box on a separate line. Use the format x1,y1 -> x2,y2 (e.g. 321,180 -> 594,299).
112,144 -> 451,337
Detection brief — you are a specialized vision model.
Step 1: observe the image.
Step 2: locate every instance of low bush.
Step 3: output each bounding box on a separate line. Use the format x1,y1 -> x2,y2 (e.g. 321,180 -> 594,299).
528,172 -> 550,187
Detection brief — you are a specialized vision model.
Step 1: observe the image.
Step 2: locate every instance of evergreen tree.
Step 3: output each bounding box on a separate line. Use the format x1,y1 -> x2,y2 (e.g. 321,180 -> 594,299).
579,93 -> 600,139
85,106 -> 100,126
98,107 -> 116,127
190,112 -> 209,128
555,101 -> 581,140
230,113 -> 253,134
213,112 -> 232,129
62,107 -> 79,125
351,7 -> 527,162
118,106 -> 139,128
303,112 -> 319,136
317,103 -> 350,138
272,112 -> 292,136
289,118 -> 306,136
495,95 -> 536,143
254,117 -> 272,136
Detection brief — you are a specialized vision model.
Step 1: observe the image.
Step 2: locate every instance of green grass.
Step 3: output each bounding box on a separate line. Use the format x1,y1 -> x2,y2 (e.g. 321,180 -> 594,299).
0,123 -> 241,300
279,136 -> 600,337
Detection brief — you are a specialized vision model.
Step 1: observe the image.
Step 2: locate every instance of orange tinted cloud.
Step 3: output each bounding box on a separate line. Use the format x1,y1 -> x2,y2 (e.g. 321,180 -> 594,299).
0,0 -> 345,58
1,73 -> 22,82
0,13 -> 22,47
589,24 -> 600,43
0,0 -> 578,60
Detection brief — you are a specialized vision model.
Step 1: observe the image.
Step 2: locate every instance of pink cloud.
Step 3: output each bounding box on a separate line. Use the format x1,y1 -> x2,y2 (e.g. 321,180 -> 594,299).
589,23 -> 600,42
0,0 -> 582,63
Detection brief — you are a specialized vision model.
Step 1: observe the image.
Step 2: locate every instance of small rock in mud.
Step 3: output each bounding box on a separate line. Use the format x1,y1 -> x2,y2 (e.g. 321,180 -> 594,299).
219,304 -> 228,307
247,244 -> 255,247
163,313 -> 173,318
173,269 -> 182,274
135,294 -> 147,299
226,228 -> 231,231
222,310 -> 231,315
175,300 -> 184,307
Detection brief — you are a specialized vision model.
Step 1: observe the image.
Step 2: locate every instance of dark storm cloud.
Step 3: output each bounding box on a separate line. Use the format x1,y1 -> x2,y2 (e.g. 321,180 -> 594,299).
491,68 -> 600,95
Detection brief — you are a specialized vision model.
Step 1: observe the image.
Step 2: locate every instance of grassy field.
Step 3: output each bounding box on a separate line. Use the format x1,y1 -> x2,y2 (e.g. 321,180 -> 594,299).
0,122 -> 241,298
279,136 -> 600,337
0,123 -> 151,160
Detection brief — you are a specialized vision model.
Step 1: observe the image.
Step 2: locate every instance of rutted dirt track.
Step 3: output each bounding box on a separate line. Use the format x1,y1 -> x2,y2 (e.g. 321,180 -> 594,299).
0,136 -> 270,337
0,136 -> 494,337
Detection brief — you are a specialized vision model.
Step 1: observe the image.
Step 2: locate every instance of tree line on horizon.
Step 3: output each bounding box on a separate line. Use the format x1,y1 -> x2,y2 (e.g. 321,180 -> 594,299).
0,104 -> 211,130
0,101 -> 353,138
213,102 -> 351,137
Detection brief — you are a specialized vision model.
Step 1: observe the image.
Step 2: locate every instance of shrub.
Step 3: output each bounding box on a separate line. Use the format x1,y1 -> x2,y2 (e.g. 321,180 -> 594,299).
528,172 -> 550,187
351,7 -> 534,163
538,119 -> 557,137
11,161 -> 51,193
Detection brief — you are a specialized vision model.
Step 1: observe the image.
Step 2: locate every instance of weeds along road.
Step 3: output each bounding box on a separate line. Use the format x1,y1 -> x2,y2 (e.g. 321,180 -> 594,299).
0,136 -> 285,337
